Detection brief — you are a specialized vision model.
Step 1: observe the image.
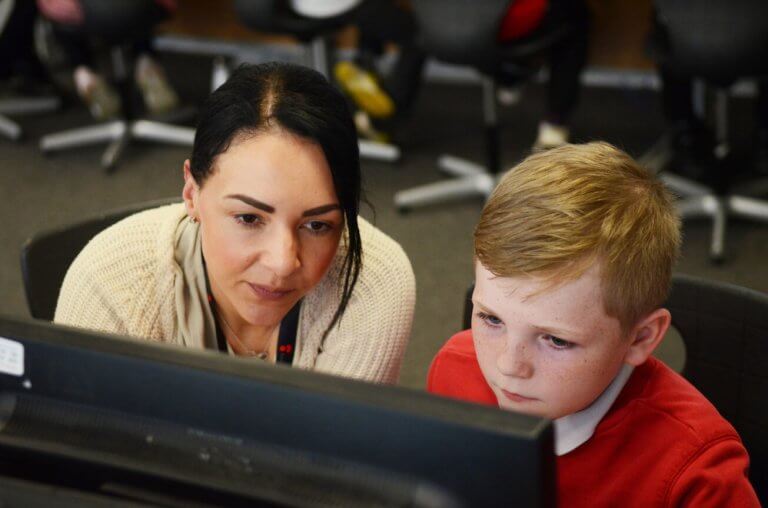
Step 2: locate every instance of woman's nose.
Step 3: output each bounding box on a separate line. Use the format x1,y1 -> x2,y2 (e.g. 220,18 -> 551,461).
496,340 -> 534,379
261,228 -> 301,278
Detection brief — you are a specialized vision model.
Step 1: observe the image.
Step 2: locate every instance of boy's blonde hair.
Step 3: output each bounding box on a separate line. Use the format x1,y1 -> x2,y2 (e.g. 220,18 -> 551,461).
474,141 -> 681,332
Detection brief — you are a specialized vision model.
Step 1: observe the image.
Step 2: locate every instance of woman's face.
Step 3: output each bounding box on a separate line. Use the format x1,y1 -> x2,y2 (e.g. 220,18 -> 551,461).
183,129 -> 344,329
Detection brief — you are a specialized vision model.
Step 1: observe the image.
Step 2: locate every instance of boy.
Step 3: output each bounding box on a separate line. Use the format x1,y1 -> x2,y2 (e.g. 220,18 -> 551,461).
428,142 -> 759,506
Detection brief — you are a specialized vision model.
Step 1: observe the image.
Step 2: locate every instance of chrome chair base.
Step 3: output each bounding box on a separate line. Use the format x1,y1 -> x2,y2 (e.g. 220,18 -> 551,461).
40,119 -> 195,171
394,155 -> 497,209
0,114 -> 21,140
641,130 -> 768,263
394,76 -> 503,211
0,96 -> 60,140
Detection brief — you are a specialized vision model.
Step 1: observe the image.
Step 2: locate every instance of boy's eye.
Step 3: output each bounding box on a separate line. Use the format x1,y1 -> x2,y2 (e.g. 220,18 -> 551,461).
545,335 -> 574,350
476,311 -> 502,327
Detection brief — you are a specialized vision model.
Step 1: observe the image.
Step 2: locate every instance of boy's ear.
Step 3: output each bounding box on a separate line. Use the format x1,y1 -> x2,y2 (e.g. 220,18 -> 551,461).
182,159 -> 199,220
623,308 -> 672,367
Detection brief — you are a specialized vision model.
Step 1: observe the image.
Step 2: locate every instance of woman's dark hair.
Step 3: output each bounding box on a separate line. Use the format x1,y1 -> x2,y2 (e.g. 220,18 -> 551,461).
190,62 -> 363,340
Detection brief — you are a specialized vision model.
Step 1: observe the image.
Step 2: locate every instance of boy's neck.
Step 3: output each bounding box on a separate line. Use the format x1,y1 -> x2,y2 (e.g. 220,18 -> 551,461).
553,364 -> 635,456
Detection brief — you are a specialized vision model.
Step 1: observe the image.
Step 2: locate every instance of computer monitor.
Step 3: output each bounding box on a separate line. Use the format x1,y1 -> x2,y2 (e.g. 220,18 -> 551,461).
0,317 -> 555,507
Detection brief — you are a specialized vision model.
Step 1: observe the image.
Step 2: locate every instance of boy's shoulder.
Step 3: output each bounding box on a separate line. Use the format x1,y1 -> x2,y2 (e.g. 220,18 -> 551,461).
566,357 -> 757,506
609,356 -> 740,444
427,330 -> 496,406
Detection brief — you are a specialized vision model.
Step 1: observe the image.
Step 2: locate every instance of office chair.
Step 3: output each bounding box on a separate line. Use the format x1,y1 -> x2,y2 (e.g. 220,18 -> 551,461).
665,274 -> 768,503
38,0 -> 194,172
394,0 -> 581,211
231,0 -> 399,163
20,197 -> 180,322
462,274 -> 767,502
640,0 -> 768,262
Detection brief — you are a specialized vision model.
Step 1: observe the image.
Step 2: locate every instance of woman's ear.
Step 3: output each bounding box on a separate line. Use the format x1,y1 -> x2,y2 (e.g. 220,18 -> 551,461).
182,160 -> 199,220
624,308 -> 672,367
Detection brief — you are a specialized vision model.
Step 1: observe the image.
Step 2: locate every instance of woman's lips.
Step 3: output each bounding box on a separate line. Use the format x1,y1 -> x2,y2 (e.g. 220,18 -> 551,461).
248,283 -> 294,301
500,389 -> 537,403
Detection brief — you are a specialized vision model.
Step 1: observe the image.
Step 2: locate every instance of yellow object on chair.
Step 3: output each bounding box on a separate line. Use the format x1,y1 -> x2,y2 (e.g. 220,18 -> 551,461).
334,61 -> 394,119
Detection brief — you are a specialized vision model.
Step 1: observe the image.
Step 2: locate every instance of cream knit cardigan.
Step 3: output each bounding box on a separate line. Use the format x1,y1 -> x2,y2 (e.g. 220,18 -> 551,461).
55,203 -> 416,384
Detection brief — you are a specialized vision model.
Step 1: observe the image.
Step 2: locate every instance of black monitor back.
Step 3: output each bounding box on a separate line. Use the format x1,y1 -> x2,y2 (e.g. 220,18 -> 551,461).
0,318 -> 555,507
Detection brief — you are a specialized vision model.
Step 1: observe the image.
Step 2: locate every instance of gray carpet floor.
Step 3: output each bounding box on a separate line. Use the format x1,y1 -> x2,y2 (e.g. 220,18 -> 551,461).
2,54 -> 767,389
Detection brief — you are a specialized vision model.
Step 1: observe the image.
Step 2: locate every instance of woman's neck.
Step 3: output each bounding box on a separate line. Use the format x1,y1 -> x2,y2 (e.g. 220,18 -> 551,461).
210,281 -> 278,356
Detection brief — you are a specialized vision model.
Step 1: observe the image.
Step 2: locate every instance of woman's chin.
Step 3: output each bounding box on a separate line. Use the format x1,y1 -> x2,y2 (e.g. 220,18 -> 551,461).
239,304 -> 292,328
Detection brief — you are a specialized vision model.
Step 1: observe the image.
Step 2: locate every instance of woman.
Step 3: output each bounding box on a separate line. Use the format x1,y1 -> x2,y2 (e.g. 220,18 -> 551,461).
55,62 -> 416,383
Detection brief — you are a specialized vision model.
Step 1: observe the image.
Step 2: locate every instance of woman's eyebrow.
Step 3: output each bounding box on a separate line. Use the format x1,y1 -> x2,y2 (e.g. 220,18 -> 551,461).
226,194 -> 274,213
303,204 -> 341,217
225,195 -> 339,217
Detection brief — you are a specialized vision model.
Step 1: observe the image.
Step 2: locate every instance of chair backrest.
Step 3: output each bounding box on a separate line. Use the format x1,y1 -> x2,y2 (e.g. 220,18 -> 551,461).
411,0 -> 510,73
413,0 -> 582,82
233,0 -> 352,42
20,197 -> 180,322
79,0 -> 170,44
654,0 -> 768,84
665,273 -> 768,502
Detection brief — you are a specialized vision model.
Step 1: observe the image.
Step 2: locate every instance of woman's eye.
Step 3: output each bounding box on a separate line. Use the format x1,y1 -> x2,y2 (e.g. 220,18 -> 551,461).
235,214 -> 261,227
545,335 -> 574,350
476,311 -> 502,327
303,221 -> 332,234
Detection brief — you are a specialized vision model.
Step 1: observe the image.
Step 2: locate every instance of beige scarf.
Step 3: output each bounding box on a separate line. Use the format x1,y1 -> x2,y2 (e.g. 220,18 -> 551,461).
172,216 -> 219,350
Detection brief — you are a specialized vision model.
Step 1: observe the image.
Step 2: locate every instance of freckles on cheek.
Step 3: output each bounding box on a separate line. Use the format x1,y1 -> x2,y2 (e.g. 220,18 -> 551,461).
554,369 -> 568,383
538,356 -> 568,383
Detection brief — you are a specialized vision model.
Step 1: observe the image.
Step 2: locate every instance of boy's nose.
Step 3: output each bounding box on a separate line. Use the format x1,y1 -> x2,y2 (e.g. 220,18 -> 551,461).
496,341 -> 534,379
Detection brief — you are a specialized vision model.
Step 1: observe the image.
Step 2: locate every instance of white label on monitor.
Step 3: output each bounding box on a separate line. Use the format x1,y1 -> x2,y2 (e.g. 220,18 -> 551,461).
0,337 -> 24,376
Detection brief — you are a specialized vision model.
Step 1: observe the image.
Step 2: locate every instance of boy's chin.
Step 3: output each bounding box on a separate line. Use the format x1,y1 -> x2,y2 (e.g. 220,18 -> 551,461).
496,398 -> 552,419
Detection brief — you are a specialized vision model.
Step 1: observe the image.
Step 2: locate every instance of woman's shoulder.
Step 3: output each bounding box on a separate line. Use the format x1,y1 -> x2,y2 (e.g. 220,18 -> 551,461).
55,202 -> 186,337
356,216 -> 414,281
68,202 -> 185,283
343,217 -> 416,314
297,217 -> 416,383
84,202 -> 184,257
307,216 -> 415,314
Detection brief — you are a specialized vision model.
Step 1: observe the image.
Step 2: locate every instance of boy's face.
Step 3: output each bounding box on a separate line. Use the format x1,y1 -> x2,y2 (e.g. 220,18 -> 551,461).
472,262 -> 636,420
